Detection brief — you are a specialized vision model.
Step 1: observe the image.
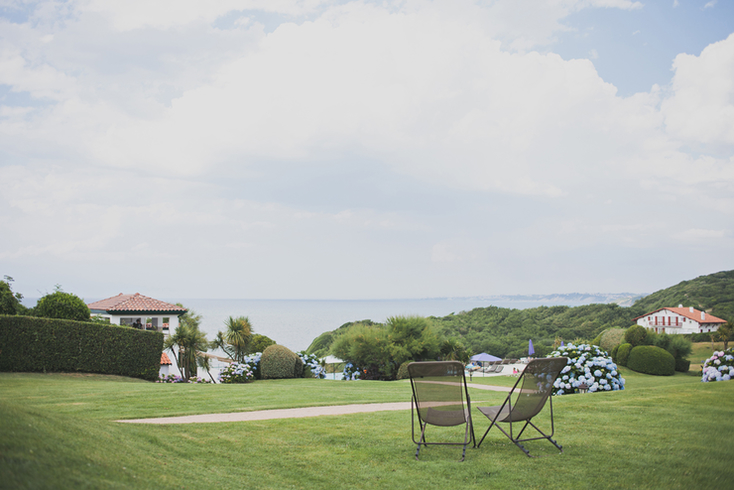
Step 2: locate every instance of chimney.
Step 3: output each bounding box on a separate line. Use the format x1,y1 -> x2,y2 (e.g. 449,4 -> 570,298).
689,306 -> 694,313
678,304 -> 683,308
701,311 -> 706,320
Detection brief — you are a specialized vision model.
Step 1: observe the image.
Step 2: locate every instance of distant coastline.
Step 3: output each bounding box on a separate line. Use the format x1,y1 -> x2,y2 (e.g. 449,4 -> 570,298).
20,293 -> 643,353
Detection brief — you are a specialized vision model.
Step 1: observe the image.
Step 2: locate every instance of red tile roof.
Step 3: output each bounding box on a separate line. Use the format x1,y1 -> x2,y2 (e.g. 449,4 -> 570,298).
161,352 -> 172,365
87,293 -> 187,314
634,307 -> 726,324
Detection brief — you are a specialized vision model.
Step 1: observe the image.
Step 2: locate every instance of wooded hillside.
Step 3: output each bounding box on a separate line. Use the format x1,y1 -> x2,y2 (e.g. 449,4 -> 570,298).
306,270 -> 734,359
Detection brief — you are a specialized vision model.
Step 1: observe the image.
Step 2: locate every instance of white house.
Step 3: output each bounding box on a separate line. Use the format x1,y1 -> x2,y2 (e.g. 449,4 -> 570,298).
87,293 -> 188,335
634,305 -> 726,335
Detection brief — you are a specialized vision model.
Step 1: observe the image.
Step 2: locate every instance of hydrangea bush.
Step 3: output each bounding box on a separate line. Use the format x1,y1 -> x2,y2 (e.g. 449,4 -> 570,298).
701,349 -> 734,382
342,362 -> 361,381
549,343 -> 625,395
157,374 -> 209,383
298,352 -> 326,379
218,361 -> 255,383
242,352 -> 262,379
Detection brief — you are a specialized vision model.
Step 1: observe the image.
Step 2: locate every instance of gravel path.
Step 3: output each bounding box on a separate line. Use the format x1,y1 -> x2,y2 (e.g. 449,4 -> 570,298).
117,383 -> 511,425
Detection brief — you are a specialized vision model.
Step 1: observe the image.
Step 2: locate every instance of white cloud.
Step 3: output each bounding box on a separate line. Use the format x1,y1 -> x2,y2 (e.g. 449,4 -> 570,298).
673,228 -> 727,242
661,33 -> 734,148
79,0 -> 331,31
0,0 -> 732,298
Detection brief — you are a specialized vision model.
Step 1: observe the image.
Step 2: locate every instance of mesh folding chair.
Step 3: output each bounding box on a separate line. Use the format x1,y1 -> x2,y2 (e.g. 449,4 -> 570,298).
408,361 -> 475,461
476,357 -> 568,457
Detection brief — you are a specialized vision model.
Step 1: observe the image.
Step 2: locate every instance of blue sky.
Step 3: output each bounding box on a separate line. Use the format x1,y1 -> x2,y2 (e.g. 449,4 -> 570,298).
555,0 -> 734,95
0,0 -> 733,300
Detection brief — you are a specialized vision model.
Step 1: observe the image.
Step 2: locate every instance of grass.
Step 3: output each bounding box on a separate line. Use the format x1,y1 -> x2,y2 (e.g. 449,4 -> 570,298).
690,341 -> 729,367
2,369 -> 734,489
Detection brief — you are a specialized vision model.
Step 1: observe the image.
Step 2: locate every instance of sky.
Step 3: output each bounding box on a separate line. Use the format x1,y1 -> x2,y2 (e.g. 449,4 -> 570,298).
1,0 -> 733,301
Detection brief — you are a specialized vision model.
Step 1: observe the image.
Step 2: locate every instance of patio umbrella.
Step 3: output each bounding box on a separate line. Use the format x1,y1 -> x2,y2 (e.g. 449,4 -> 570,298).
470,353 -> 502,362
469,352 -> 502,377
528,339 -> 535,356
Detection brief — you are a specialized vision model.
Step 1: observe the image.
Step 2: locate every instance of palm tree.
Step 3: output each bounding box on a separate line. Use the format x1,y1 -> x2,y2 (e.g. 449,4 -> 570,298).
211,316 -> 253,363
164,307 -> 210,381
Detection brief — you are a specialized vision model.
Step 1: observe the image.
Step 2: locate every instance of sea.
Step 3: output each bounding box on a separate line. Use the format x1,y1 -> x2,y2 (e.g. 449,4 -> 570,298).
170,297 -> 605,353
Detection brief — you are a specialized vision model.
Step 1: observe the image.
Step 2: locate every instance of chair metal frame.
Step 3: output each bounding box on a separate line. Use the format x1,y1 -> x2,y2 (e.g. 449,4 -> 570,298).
408,361 -> 476,461
476,357 -> 568,457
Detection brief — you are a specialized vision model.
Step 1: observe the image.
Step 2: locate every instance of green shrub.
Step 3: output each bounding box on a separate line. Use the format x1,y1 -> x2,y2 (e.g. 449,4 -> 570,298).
0,278 -> 26,315
625,325 -> 651,347
0,315 -> 162,380
396,361 -> 412,380
260,344 -> 300,379
675,358 -> 691,373
611,344 -> 620,362
33,288 -> 90,322
653,333 -> 693,361
617,343 -> 633,367
600,328 -> 626,354
249,334 -> 276,354
591,331 -> 603,347
294,355 -> 304,378
627,345 -> 675,376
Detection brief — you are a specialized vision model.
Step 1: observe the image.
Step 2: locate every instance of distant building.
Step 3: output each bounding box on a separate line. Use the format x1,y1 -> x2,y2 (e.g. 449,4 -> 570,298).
160,352 -> 173,377
87,293 -> 187,335
634,305 -> 726,334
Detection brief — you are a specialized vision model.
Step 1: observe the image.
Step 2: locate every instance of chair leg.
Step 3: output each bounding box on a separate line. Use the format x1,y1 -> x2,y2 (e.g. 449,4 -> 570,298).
415,422 -> 427,460
476,418 -> 499,448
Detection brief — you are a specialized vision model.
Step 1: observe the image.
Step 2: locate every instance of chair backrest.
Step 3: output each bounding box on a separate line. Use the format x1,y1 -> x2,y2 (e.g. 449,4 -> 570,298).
408,361 -> 470,427
507,357 -> 568,422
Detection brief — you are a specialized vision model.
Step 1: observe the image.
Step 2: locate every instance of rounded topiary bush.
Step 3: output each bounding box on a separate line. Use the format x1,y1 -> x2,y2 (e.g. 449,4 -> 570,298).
627,346 -> 675,376
701,349 -> 734,382
260,344 -> 300,379
599,328 -> 626,354
625,325 -> 650,347
396,361 -> 412,380
616,343 -> 633,367
549,343 -> 625,395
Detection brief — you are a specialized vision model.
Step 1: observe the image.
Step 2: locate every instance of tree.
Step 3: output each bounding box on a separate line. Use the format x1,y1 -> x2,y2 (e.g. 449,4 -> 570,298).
164,306 -> 210,381
34,286 -> 90,321
716,321 -> 734,350
331,316 -> 441,380
249,333 -> 276,354
385,315 -> 441,366
653,333 -> 692,361
0,276 -> 26,315
211,316 -> 253,362
331,323 -> 391,380
439,337 -> 470,363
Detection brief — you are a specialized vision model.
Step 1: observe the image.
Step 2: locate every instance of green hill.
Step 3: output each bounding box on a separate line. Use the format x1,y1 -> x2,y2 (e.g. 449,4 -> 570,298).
306,270 -> 734,359
631,270 -> 734,321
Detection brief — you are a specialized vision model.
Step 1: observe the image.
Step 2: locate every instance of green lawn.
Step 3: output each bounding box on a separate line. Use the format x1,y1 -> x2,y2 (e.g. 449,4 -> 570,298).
1,370 -> 733,489
690,341 -> 729,367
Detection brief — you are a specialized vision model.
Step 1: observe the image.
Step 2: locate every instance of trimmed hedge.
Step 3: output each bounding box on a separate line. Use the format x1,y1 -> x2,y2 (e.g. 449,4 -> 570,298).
617,343 -> 633,367
0,315 -> 163,381
675,358 -> 691,373
627,345 -> 675,376
260,344 -> 300,379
